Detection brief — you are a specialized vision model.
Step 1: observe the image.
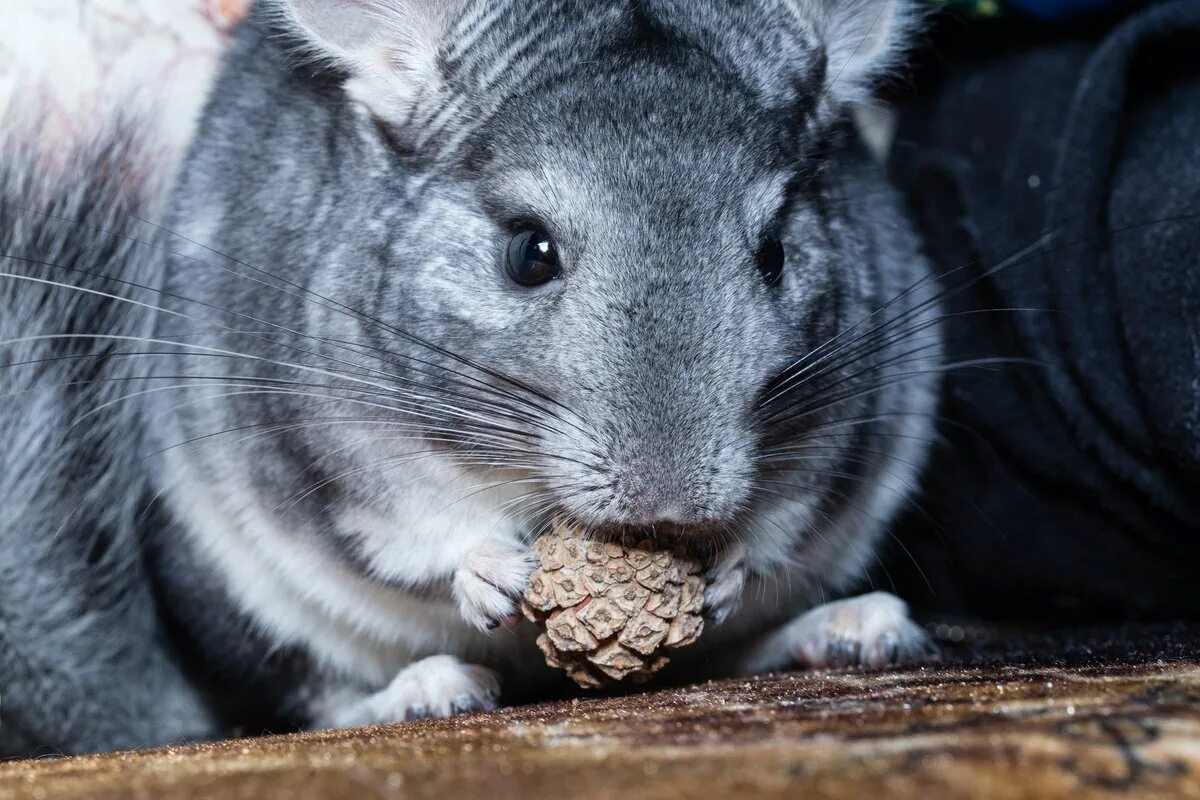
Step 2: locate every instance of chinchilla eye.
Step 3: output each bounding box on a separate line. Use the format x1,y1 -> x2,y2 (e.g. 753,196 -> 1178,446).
756,232 -> 785,286
506,228 -> 562,287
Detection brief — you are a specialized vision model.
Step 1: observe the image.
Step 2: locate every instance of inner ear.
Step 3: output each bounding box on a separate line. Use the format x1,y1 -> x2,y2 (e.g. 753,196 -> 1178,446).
273,0 -> 468,127
283,0 -> 387,61
818,0 -> 914,103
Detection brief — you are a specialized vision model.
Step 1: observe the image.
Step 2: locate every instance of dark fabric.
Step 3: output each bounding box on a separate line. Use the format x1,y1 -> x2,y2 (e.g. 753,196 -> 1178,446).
940,0 -> 1156,20
885,1 -> 1200,622
1004,0 -> 1153,19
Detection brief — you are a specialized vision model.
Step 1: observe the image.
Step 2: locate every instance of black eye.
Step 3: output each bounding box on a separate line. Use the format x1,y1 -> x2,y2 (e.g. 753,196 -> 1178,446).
506,228 -> 562,287
756,232 -> 785,286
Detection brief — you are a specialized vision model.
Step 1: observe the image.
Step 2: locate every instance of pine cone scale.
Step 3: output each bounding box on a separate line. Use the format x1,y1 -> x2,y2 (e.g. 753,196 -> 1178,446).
520,519 -> 707,688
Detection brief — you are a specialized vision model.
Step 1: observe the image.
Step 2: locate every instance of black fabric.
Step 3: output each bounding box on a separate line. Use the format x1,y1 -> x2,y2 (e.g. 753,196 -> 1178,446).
884,1 -> 1200,622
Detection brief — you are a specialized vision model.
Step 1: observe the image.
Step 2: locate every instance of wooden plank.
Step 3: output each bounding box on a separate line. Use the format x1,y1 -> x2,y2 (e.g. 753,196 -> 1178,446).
3,656 -> 1198,800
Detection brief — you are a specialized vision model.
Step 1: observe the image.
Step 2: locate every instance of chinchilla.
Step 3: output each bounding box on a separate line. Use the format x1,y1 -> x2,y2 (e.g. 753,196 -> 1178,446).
0,0 -> 941,754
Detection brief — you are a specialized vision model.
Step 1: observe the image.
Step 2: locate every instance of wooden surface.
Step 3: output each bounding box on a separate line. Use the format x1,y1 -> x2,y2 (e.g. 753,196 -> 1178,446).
3,627 -> 1200,800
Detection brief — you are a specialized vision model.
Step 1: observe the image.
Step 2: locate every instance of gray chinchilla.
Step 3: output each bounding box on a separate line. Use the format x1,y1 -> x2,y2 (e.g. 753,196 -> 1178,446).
0,0 -> 941,754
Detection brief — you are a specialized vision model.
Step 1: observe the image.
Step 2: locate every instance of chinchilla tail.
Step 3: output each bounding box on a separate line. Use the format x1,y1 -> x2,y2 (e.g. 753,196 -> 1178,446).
0,122 -> 215,756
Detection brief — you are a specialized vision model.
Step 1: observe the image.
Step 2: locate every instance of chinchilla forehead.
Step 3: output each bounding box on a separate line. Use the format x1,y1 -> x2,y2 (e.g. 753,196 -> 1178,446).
422,0 -> 827,161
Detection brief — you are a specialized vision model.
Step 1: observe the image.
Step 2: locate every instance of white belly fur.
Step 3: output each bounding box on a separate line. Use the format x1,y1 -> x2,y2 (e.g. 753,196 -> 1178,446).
160,446 -> 529,688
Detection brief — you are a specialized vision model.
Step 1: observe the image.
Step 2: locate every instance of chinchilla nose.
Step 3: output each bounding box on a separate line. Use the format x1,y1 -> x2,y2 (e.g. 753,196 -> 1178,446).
605,431 -> 753,528
610,455 -> 695,525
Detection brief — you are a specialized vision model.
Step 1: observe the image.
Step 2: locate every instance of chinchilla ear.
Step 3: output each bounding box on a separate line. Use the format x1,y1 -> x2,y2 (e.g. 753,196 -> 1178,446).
803,0 -> 918,104
647,0 -> 917,113
272,0 -> 470,123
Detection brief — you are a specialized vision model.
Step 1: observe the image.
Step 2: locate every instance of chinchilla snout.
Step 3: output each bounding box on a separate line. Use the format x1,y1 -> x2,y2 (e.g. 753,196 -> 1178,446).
531,241 -> 785,532
586,412 -> 759,529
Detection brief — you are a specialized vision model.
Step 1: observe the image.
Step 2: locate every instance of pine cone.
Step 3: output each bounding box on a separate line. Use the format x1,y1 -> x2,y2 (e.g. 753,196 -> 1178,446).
520,519 -> 707,688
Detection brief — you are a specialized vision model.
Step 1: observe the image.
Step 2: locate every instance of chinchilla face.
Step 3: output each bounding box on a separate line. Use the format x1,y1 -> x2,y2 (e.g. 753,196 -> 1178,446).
168,0 -> 922,549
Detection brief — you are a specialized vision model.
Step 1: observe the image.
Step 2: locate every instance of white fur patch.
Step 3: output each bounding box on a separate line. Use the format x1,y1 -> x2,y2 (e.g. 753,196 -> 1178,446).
0,0 -> 246,167
741,591 -> 930,673
312,654 -> 500,728
161,444 -> 531,688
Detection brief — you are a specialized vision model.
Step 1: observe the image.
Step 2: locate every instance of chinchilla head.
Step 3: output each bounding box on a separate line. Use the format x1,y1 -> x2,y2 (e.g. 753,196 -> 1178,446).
166,0 -> 925,550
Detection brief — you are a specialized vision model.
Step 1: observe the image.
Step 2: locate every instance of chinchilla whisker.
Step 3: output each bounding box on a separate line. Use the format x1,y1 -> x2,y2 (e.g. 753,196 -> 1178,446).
759,438 -> 941,466
763,465 -> 944,572
761,228 -> 1061,404
145,396 -> 545,462
169,410 -> 545,467
277,448 -> 448,516
486,496 -> 553,539
764,355 -> 1046,430
296,432 -> 556,475
746,477 -> 841,549
762,416 -> 945,452
76,372 -> 545,442
8,202 -> 566,421
761,304 -> 1046,410
492,490 -> 558,524
429,472 -> 577,520
335,458 -> 568,522
4,247 -> 576,434
348,432 -> 603,474
69,382 -> 349,428
494,479 -> 597,515
302,459 -> 571,531
121,213 -> 582,424
103,385 -> 535,437
283,442 -> 554,515
229,419 -> 431,452
873,512 -> 937,590
756,477 -> 894,589
769,302 -> 1051,408
757,443 -> 927,474
798,411 -> 1016,464
729,500 -> 800,565
809,0 -> 894,109
768,198 -> 1179,401
0,330 -> 549,435
5,347 -> 558,440
762,331 -> 945,413
760,317 -> 946,408
313,334 -> 587,437
237,322 -> 582,434
487,491 -> 571,542
236,330 -> 576,433
489,493 -> 560,538
762,453 -> 928,504
48,372 -> 535,443
0,326 -> 402,398
786,408 -> 976,443
0,253 -> 428,391
488,480 -> 557,516
764,333 -> 950,418
758,465 -> 929,528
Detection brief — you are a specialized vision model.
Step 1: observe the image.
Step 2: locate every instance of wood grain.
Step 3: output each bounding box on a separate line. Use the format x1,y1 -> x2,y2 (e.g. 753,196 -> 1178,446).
4,642 -> 1199,800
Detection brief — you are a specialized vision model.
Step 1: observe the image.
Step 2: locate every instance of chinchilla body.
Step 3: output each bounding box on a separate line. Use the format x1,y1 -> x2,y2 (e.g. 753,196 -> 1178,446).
0,130 -> 216,755
1,0 -> 941,755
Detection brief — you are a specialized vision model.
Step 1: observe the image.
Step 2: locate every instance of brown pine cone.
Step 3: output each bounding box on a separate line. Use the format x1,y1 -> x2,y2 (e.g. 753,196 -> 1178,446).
520,519 -> 706,688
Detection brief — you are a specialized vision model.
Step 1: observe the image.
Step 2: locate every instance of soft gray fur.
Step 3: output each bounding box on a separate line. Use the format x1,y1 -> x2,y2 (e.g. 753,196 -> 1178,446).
1,0 -> 940,755
0,130 -> 215,754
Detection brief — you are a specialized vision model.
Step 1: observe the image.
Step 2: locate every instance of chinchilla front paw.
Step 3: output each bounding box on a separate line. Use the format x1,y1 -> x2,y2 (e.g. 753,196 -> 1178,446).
704,544 -> 748,626
742,591 -> 935,674
453,538 -> 535,631
314,655 -> 500,729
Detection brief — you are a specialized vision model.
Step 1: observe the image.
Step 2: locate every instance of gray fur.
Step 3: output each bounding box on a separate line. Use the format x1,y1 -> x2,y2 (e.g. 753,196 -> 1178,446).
0,0 -> 940,755
0,128 -> 216,756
